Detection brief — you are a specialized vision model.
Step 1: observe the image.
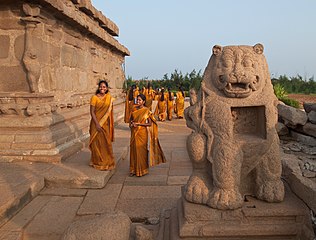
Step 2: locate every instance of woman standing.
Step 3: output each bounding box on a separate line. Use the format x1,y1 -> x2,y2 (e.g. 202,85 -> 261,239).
154,88 -> 167,121
124,84 -> 138,123
89,80 -> 115,170
167,87 -> 174,121
175,86 -> 185,119
144,82 -> 155,111
129,94 -> 166,177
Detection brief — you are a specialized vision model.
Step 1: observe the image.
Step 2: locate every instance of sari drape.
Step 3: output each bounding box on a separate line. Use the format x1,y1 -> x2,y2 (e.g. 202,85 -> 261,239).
175,91 -> 185,118
144,88 -> 155,111
124,90 -> 133,123
124,88 -> 139,123
89,94 -> 115,170
154,93 -> 167,121
130,107 -> 166,176
167,92 -> 174,121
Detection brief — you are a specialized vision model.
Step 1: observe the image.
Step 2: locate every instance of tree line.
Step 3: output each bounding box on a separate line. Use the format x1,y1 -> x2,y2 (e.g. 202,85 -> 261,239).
125,70 -> 315,95
124,69 -> 203,93
272,75 -> 316,94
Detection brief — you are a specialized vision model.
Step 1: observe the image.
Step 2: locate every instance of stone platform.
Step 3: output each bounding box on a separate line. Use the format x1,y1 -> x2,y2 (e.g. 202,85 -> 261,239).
166,186 -> 313,240
0,119 -> 194,239
0,118 -> 314,239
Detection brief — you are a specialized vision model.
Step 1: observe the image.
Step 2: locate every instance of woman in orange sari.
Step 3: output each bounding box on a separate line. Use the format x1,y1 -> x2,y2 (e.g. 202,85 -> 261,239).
175,86 -> 185,119
144,82 -> 155,111
129,94 -> 166,177
167,87 -> 174,121
154,88 -> 167,121
89,80 -> 115,170
124,84 -> 138,123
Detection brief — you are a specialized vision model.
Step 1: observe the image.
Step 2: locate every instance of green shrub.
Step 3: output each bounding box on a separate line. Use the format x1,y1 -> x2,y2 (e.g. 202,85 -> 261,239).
273,83 -> 287,99
279,97 -> 300,108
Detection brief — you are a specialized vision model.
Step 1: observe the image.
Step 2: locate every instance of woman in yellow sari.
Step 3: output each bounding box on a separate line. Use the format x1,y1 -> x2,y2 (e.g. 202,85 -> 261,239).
89,80 -> 115,170
124,84 -> 138,123
141,86 -> 146,95
154,88 -> 167,121
144,82 -> 155,111
175,86 -> 185,119
167,87 -> 174,121
129,94 -> 166,177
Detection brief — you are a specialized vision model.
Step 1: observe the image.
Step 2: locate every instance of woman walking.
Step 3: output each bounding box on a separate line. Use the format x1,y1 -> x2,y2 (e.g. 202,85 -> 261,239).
167,87 -> 174,121
129,94 -> 166,177
144,82 -> 155,111
154,88 -> 167,121
89,80 -> 115,170
175,86 -> 185,119
124,84 -> 138,123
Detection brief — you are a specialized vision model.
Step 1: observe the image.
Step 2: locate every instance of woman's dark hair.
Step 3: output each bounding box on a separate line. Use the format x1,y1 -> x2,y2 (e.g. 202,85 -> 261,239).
179,86 -> 184,97
160,88 -> 165,101
137,93 -> 146,103
128,84 -> 136,101
95,80 -> 109,94
168,87 -> 173,101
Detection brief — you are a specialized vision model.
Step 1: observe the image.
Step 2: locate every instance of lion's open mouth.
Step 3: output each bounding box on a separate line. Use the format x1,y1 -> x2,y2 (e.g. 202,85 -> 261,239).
219,75 -> 259,98
224,83 -> 252,98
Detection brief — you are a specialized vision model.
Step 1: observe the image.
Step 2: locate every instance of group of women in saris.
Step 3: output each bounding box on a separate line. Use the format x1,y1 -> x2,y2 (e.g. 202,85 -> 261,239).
89,81 -> 167,177
154,86 -> 185,121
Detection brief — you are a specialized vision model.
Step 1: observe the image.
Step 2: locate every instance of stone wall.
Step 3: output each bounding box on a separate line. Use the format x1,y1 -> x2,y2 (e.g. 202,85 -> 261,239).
277,102 -> 316,228
0,0 -> 130,162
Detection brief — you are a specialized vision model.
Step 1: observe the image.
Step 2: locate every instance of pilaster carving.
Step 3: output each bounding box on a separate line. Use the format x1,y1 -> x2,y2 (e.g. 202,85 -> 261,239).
21,4 -> 42,93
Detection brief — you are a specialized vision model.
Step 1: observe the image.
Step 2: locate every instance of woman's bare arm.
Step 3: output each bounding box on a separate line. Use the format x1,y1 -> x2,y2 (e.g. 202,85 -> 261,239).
133,117 -> 152,127
90,105 -> 102,131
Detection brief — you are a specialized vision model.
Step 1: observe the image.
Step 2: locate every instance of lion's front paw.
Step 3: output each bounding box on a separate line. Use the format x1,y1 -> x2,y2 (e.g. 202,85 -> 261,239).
256,180 -> 284,202
207,187 -> 243,210
185,175 -> 210,204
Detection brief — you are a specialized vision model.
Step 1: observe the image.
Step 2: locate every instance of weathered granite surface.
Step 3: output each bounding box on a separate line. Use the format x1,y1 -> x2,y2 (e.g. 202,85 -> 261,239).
0,0 -> 129,162
184,44 -> 284,210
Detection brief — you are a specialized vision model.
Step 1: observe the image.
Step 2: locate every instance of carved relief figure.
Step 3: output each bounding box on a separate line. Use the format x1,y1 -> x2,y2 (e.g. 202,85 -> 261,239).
184,44 -> 284,210
21,4 -> 42,93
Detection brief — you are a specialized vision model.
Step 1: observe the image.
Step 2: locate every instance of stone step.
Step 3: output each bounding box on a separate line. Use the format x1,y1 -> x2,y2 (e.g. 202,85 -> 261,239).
0,136 -> 129,228
43,146 -> 128,189
0,162 -> 50,228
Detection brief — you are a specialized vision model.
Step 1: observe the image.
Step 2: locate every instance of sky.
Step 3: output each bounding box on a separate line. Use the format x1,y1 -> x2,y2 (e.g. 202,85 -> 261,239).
91,0 -> 316,81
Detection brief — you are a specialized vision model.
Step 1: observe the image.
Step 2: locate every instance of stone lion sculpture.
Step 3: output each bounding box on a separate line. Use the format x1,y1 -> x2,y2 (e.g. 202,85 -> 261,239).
184,44 -> 284,210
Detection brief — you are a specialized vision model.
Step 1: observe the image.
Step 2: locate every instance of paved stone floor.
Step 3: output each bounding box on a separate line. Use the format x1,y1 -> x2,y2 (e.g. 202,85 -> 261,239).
0,118 -> 192,240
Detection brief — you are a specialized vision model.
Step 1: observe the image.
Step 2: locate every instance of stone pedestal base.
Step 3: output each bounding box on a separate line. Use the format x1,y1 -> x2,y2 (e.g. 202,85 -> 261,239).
170,188 -> 313,239
0,93 -> 125,163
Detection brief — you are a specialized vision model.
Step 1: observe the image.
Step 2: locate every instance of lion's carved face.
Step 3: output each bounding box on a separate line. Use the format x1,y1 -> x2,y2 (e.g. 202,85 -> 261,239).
211,44 -> 266,98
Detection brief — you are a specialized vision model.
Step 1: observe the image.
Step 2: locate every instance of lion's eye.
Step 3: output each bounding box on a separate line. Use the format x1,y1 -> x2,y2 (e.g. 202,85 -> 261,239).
243,58 -> 253,67
223,59 -> 233,68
